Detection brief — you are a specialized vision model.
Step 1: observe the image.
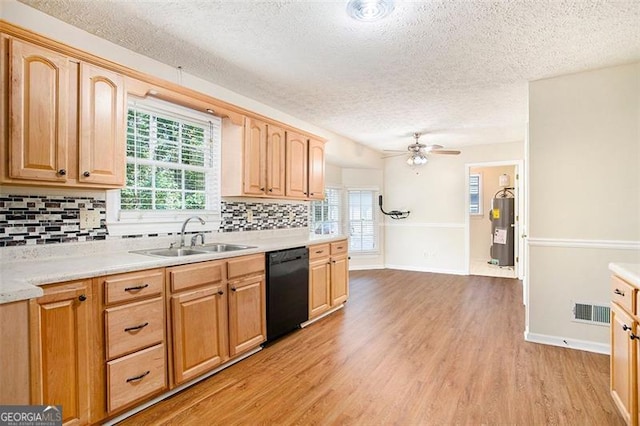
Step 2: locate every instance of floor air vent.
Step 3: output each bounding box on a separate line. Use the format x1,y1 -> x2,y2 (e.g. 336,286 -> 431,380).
572,302 -> 610,326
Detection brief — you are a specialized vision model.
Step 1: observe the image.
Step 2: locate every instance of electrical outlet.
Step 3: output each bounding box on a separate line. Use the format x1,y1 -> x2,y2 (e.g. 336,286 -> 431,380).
79,209 -> 101,230
246,209 -> 253,223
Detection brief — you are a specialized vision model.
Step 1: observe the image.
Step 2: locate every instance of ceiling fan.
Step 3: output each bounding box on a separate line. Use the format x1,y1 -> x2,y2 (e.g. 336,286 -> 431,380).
384,133 -> 461,166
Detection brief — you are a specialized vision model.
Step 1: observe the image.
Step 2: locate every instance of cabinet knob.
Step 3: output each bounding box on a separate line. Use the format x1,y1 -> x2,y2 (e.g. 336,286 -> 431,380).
268,188 -> 273,192
83,171 -> 91,177
631,334 -> 639,340
78,294 -> 87,302
58,169 -> 67,176
231,287 -> 237,292
217,290 -> 224,295
260,187 -> 265,191
623,324 -> 631,332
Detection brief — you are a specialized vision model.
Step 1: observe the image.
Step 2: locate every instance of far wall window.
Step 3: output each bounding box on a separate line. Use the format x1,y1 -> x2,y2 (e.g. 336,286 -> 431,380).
310,188 -> 342,235
469,173 -> 483,215
348,189 -> 377,252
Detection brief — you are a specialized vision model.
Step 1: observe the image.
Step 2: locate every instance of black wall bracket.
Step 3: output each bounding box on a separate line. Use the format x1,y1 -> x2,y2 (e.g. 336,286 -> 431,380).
378,195 -> 410,220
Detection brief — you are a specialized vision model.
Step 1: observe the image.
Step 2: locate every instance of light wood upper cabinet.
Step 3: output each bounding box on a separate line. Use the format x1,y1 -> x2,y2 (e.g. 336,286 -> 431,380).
243,117 -> 267,195
7,38 -> 69,182
2,37 -> 126,188
286,130 -> 308,198
307,138 -> 325,200
78,63 -> 125,186
30,280 -> 93,426
266,123 -> 286,196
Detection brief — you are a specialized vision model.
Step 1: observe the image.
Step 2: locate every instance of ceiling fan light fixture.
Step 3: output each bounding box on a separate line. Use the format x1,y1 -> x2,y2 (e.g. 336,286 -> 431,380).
406,154 -> 427,166
346,0 -> 395,22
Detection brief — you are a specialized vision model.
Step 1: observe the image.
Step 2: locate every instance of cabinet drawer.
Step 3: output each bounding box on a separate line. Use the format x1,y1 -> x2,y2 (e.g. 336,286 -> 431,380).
227,253 -> 265,280
612,275 -> 634,313
309,244 -> 330,259
104,269 -> 164,305
105,297 -> 164,360
330,240 -> 348,255
107,344 -> 166,413
169,260 -> 226,293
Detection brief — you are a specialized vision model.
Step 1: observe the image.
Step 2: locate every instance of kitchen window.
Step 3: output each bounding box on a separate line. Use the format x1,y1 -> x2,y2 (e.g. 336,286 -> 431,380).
310,187 -> 342,235
348,189 -> 378,253
106,96 -> 221,235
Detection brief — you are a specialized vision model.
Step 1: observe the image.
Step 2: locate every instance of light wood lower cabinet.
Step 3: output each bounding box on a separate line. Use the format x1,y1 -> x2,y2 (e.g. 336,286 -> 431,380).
610,273 -> 640,426
170,284 -> 229,385
308,239 -> 349,320
228,274 -> 267,356
29,280 -> 94,426
99,268 -> 167,417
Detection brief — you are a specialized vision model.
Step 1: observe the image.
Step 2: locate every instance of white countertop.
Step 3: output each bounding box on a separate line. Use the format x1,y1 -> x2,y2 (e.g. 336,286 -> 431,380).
0,232 -> 346,304
610,263 -> 640,287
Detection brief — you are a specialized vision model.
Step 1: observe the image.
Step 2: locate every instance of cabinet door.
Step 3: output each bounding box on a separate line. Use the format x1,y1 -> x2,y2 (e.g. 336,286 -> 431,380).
228,275 -> 266,356
243,117 -> 267,195
266,124 -> 286,197
78,63 -> 125,186
308,138 -> 325,200
611,302 -> 633,424
30,280 -> 92,426
309,258 -> 331,319
171,285 -> 228,385
9,39 -> 69,182
285,131 -> 308,198
331,254 -> 349,306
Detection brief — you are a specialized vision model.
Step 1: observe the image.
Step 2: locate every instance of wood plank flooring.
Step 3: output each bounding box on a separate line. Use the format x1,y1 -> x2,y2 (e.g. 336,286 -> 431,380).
120,269 -> 623,425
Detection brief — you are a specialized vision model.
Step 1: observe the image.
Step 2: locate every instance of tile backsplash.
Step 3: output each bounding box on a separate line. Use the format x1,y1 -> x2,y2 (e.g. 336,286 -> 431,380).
0,194 -> 108,246
0,194 -> 308,247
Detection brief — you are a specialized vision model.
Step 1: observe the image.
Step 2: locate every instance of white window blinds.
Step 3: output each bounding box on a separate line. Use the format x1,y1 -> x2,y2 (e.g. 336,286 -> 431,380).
123,96 -> 221,214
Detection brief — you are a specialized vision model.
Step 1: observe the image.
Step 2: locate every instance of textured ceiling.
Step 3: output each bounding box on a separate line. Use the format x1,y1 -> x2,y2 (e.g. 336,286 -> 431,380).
18,0 -> 640,151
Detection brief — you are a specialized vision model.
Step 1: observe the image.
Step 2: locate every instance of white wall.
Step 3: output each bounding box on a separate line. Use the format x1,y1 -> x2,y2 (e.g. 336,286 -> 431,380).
1,1 -> 382,170
384,141 -> 524,274
469,165 -> 516,261
527,62 -> 640,352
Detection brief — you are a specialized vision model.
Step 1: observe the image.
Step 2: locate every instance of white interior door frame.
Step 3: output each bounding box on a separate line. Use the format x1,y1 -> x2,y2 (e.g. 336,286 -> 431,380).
464,160 -> 525,280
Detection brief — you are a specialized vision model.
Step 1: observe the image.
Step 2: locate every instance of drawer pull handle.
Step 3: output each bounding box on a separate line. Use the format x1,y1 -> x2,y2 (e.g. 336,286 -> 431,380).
124,284 -> 149,292
614,288 -> 625,296
124,322 -> 149,333
126,370 -> 150,383
631,334 -> 640,341
623,324 -> 632,332
315,250 -> 324,254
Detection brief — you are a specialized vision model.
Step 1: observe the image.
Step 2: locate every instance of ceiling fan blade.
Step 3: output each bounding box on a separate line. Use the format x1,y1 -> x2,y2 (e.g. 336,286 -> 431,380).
423,144 -> 443,151
430,149 -> 461,155
382,149 -> 406,153
381,152 -> 407,158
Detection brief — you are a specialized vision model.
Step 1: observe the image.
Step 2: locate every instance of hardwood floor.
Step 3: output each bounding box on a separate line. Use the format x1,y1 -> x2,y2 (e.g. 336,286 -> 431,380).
120,269 -> 623,425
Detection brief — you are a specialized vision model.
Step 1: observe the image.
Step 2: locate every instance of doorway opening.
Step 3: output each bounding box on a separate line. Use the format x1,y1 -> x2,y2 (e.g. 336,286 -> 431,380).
465,161 -> 523,279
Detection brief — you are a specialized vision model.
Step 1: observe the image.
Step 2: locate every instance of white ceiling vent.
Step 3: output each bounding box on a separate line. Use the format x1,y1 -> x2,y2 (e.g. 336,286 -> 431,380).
572,302 -> 610,326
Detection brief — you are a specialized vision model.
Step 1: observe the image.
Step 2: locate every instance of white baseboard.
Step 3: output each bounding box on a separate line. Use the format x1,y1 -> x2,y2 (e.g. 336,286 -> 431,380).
524,331 -> 610,355
349,264 -> 385,271
384,264 -> 467,276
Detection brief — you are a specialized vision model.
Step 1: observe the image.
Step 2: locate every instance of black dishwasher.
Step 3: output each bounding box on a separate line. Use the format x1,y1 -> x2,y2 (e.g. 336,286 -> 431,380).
265,247 -> 309,342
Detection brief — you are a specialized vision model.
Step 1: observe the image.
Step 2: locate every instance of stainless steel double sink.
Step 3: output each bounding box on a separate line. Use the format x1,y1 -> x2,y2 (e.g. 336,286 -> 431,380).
132,243 -> 256,257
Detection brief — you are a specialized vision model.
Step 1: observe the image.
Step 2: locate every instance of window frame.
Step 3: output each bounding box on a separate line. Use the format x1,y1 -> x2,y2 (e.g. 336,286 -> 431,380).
346,187 -> 379,254
106,96 -> 221,236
